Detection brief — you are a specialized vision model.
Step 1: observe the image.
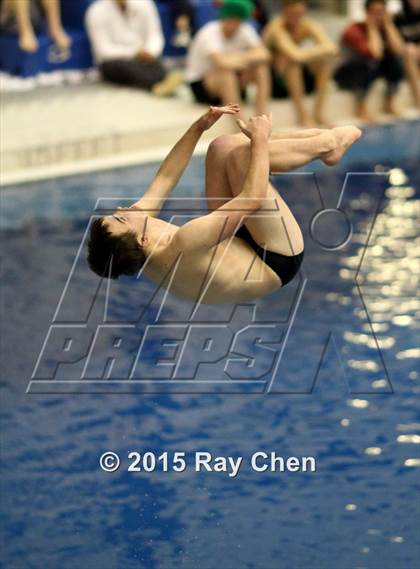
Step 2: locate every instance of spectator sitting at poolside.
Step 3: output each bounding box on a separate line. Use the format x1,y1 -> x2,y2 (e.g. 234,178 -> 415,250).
395,0 -> 420,107
185,0 -> 271,117
85,0 -> 183,97
158,0 -> 195,48
334,0 -> 405,123
262,0 -> 338,127
0,0 -> 71,54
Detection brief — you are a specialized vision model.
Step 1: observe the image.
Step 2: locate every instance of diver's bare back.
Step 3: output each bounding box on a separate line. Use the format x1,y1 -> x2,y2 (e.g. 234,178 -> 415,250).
144,231 -> 282,304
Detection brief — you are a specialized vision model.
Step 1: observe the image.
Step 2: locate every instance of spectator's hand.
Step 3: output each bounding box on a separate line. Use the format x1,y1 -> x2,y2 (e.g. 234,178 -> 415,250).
366,19 -> 384,58
366,12 -> 381,29
244,47 -> 271,66
198,104 -> 240,131
237,114 -> 272,140
137,50 -> 155,62
382,11 -> 399,32
383,11 -> 394,26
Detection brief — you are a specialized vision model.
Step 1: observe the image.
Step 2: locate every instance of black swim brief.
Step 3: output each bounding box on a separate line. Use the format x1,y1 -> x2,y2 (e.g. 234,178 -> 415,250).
234,225 -> 304,287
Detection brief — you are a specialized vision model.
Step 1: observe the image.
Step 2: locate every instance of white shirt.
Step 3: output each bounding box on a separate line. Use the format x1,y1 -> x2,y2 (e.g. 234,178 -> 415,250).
186,20 -> 260,83
85,0 -> 164,64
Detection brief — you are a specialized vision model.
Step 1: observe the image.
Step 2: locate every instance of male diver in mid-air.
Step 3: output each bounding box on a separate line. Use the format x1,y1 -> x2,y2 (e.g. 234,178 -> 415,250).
88,105 -> 361,303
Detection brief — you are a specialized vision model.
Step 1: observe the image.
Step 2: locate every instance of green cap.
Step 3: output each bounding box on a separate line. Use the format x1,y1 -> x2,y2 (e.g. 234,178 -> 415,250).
220,0 -> 254,21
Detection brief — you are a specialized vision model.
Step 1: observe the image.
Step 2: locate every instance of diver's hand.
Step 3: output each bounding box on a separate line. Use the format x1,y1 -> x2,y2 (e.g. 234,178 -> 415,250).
198,103 -> 240,131
237,114 -> 272,140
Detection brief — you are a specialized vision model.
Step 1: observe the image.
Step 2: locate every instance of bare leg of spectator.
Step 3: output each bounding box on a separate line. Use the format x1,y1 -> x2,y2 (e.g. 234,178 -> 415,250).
310,58 -> 333,126
247,62 -> 271,116
10,0 -> 38,52
41,0 -> 71,52
403,44 -> 420,108
355,92 -> 377,124
204,69 -> 245,118
281,59 -> 315,127
380,51 -> 404,117
383,94 -> 402,117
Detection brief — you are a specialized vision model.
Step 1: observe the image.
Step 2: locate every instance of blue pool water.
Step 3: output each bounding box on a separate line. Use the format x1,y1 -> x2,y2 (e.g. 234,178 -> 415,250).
1,122 -> 419,568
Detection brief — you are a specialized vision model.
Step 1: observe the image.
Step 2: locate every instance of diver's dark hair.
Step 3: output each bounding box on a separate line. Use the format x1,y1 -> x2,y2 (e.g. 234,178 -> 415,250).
365,0 -> 386,10
87,217 -> 146,279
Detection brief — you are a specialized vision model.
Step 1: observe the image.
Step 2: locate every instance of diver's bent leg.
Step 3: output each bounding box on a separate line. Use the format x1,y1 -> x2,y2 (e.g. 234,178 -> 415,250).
222,131 -> 340,171
226,144 -> 304,256
270,128 -> 325,140
269,126 -> 361,169
267,130 -> 338,171
213,125 -> 361,173
204,135 -> 239,211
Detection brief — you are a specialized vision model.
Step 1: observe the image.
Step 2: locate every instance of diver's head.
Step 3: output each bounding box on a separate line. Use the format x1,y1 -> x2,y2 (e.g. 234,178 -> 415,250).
87,211 -> 148,279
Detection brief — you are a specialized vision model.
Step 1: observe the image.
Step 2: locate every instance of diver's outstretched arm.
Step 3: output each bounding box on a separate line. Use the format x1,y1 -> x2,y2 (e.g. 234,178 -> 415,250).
131,104 -> 239,216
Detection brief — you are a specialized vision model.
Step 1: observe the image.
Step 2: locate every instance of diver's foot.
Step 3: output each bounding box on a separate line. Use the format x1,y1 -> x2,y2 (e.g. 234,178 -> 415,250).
19,29 -> 38,52
322,126 -> 362,166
